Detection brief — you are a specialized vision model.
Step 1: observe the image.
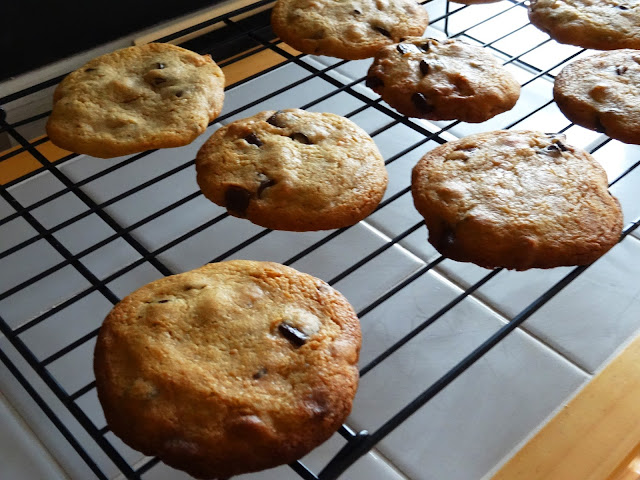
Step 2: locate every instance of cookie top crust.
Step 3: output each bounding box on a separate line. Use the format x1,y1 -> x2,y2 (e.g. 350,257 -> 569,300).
411,131 -> 623,270
195,109 -> 388,232
366,38 -> 520,123
528,0 -> 640,50
94,260 -> 361,479
46,43 -> 225,158
554,50 -> 640,145
271,0 -> 429,60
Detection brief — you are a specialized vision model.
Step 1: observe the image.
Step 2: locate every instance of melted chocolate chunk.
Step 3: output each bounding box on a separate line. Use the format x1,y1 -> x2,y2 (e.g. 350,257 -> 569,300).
397,43 -> 417,55
245,133 -> 263,147
257,174 -> 276,198
374,26 -> 392,38
225,186 -> 251,216
435,224 -> 456,251
353,8 -> 361,14
85,68 -> 96,72
278,322 -> 308,348
156,62 -> 166,69
616,65 -> 628,75
157,299 -> 170,304
419,59 -> 430,75
618,5 -> 630,10
366,76 -> 384,89
266,111 -> 285,127
175,91 -> 184,98
253,367 -> 267,379
290,132 -> 312,144
153,77 -> 167,85
420,41 -> 431,52
411,92 -> 433,113
543,141 -> 568,155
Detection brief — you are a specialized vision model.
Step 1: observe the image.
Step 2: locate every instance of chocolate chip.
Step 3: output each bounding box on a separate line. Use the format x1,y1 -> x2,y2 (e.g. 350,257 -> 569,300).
244,133 -> 263,146
397,43 -> 414,55
290,132 -> 312,144
225,186 -> 251,216
353,8 -> 361,14
157,299 -> 170,303
374,26 -> 392,37
419,59 -> 430,75
411,92 -> 433,113
543,143 -> 564,155
618,5 -> 630,10
175,91 -> 184,98
156,63 -> 166,69
253,367 -> 267,379
266,111 -> 285,127
257,174 -> 276,198
366,76 -> 384,89
555,141 -> 568,151
434,224 -> 456,251
278,322 -> 308,348
420,41 -> 431,52
85,68 -> 96,72
616,65 -> 628,75
153,77 -> 167,85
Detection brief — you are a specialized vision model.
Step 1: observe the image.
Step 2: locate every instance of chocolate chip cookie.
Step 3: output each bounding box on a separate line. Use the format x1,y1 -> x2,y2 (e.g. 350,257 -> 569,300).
554,50 -> 640,145
528,0 -> 640,50
94,260 -> 361,479
366,38 -> 520,122
411,131 -> 623,270
47,43 -> 225,158
195,109 -> 388,231
271,0 -> 429,60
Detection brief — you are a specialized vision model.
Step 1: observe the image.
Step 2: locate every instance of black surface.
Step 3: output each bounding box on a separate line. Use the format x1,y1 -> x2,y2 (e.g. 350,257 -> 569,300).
0,0 -> 226,81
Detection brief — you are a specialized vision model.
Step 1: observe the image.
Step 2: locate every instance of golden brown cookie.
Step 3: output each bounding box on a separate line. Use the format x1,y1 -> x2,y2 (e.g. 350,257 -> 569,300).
366,38 -> 520,122
528,0 -> 640,50
411,131 -> 623,270
47,43 -> 225,158
554,50 -> 640,145
271,0 -> 429,60
94,260 -> 361,479
195,109 -> 388,231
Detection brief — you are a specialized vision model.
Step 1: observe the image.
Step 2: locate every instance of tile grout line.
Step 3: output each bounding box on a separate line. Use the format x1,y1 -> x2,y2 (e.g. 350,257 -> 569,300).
359,217 -> 596,378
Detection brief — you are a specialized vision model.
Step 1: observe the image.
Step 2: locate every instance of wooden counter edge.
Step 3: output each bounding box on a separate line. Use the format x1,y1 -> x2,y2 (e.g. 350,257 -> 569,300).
492,332 -> 640,480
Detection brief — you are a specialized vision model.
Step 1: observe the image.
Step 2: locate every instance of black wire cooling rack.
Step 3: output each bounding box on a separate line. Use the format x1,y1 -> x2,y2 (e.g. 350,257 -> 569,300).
2,1 -> 640,479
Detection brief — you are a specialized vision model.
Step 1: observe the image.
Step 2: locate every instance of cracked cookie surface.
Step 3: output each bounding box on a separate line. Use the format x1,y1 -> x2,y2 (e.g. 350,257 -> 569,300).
271,0 -> 429,60
94,260 -> 361,479
528,0 -> 640,50
411,130 -> 623,270
554,49 -> 640,145
366,38 -> 520,122
195,109 -> 388,231
47,43 -> 225,158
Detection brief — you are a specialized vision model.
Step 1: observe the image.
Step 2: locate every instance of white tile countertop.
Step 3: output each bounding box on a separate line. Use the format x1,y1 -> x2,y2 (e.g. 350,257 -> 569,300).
1,1 -> 640,479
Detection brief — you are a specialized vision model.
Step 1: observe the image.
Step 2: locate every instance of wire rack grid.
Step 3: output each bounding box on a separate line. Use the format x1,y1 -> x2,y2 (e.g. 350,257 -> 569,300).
1,1 -> 640,479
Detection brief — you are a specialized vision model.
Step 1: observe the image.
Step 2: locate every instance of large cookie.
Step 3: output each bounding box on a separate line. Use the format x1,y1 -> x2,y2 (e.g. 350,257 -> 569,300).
94,260 -> 361,479
366,38 -> 520,122
554,50 -> 640,145
528,0 -> 640,50
47,43 -> 225,158
271,0 -> 429,60
411,131 -> 623,270
195,109 -> 388,231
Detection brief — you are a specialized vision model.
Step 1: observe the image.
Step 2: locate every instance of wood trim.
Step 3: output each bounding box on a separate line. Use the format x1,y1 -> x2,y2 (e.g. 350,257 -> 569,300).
492,333 -> 640,480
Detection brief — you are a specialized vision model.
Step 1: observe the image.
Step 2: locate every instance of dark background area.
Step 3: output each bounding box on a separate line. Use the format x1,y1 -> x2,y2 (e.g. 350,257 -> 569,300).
0,1 -> 226,82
